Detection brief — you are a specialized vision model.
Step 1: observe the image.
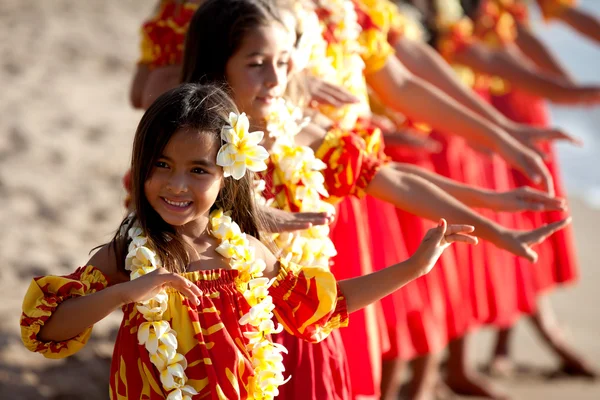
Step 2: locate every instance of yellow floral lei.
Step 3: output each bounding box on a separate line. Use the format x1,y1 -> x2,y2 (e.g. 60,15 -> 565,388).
258,99 -> 337,268
125,113 -> 287,399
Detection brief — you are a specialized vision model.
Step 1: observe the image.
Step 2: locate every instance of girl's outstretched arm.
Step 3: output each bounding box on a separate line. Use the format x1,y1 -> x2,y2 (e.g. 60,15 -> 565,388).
37,244 -> 202,342
339,220 -> 475,313
514,24 -> 574,81
393,38 -> 580,152
390,162 -> 566,212
365,56 -> 554,193
365,165 -> 569,262
453,42 -> 600,104
558,7 -> 600,44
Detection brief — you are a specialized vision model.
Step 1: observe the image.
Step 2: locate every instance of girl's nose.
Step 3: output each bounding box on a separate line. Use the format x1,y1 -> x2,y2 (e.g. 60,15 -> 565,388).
166,173 -> 188,193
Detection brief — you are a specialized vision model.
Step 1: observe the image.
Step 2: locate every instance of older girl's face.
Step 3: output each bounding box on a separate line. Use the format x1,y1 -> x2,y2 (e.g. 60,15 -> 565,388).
144,129 -> 223,227
225,21 -> 294,125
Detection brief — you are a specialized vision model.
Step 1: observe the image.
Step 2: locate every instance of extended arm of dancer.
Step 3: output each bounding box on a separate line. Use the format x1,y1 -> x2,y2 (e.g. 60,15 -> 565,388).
390,162 -> 565,212
557,7 -> 600,44
393,38 -> 580,149
338,220 -> 475,313
453,42 -> 600,104
514,24 -> 574,81
393,38 -> 515,129
365,165 -> 569,262
365,57 -> 554,193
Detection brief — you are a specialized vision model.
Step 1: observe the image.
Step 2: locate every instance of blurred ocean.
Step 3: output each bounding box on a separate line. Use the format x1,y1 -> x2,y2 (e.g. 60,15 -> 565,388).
529,0 -> 600,207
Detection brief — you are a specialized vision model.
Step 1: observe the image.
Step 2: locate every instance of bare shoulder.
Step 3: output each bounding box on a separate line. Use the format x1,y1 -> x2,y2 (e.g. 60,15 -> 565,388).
247,235 -> 279,278
87,243 -> 129,285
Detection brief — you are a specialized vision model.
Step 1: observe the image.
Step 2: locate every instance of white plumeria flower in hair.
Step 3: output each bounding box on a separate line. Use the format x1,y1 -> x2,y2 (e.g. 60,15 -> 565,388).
217,112 -> 269,179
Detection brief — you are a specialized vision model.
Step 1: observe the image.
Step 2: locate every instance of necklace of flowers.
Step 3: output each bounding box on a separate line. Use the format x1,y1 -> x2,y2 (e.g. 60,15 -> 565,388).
125,112 -> 287,400
308,0 -> 370,129
256,99 -> 337,268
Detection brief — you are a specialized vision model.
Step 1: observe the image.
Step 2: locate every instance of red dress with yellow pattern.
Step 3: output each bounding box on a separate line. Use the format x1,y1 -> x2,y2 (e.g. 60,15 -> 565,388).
489,0 -> 579,295
21,262 -> 348,399
138,0 -> 200,68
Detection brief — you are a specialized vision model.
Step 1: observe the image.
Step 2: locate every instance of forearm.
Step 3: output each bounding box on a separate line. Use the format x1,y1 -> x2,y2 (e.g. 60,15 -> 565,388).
366,166 -> 501,241
367,58 -> 510,151
394,38 -> 512,128
514,24 -> 574,81
38,284 -> 125,342
339,259 -> 420,313
391,162 -> 494,208
560,7 -> 600,44
454,43 -> 575,101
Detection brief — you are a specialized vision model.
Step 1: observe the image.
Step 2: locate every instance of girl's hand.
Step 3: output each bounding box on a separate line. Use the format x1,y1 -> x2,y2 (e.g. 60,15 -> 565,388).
307,76 -> 360,108
483,186 -> 567,212
507,124 -> 583,159
262,207 -> 335,233
411,219 -> 477,277
118,268 -> 203,306
496,218 -> 572,263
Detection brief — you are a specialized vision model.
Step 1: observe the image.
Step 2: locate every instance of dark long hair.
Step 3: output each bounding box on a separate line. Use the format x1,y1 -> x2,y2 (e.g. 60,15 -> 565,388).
181,0 -> 284,85
111,83 -> 266,273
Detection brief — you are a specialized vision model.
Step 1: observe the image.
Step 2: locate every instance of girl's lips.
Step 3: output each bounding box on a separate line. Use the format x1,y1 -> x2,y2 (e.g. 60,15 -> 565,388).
256,96 -> 276,104
161,197 -> 193,211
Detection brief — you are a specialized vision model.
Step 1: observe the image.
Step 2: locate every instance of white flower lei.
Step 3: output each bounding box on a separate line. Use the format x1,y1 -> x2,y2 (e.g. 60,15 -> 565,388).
257,99 -> 337,268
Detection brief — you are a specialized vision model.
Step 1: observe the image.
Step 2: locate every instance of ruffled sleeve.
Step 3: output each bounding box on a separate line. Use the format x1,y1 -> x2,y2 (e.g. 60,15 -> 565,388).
138,0 -> 199,68
536,0 -> 576,21
352,0 -> 395,74
20,265 -> 109,359
315,124 -> 385,202
270,259 -> 349,343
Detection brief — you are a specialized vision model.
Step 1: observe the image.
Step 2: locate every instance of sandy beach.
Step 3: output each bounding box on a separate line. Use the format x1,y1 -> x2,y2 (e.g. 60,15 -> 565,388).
0,0 -> 598,398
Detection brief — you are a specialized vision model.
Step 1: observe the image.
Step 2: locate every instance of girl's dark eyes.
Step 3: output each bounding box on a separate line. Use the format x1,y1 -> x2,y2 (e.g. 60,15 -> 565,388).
155,161 -> 169,168
191,167 -> 207,174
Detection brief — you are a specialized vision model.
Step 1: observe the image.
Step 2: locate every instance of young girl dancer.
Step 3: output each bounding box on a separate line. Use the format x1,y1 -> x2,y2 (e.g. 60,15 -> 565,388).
20,83 -> 479,399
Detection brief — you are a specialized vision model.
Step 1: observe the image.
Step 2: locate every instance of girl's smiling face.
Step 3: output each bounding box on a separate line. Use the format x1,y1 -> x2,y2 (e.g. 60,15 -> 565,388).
144,128 -> 223,228
225,21 -> 294,125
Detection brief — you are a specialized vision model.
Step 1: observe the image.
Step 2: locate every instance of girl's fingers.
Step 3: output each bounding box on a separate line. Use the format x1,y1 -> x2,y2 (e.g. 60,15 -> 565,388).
521,217 -> 572,246
167,274 -> 200,305
444,233 -> 478,245
445,224 -> 475,235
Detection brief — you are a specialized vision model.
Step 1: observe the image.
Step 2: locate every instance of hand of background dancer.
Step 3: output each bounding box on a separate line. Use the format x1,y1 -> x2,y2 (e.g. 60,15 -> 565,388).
307,76 -> 360,108
261,207 -> 334,233
549,85 -> 600,105
506,124 -> 583,158
483,187 -> 566,212
411,219 -> 477,276
382,131 -> 443,153
496,218 -> 572,263
496,141 -> 555,195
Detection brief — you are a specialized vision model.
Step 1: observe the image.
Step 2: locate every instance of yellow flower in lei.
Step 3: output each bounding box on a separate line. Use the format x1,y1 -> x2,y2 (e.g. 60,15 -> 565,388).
217,112 -> 270,179
261,99 -> 337,267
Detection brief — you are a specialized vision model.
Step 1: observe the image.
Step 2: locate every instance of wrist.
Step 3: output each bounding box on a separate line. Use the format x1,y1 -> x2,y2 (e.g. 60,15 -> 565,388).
106,283 -> 131,308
